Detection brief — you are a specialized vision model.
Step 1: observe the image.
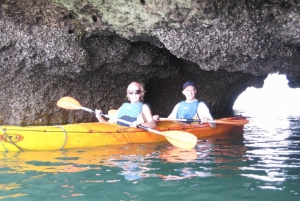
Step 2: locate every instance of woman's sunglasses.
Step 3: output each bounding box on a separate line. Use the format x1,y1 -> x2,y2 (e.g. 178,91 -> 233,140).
128,90 -> 142,95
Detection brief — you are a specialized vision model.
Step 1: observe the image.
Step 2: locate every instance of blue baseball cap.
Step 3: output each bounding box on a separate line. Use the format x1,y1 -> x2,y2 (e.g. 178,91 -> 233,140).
183,81 -> 196,90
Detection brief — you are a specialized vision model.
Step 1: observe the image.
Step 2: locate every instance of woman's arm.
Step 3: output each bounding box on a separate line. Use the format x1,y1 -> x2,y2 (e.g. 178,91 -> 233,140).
95,109 -> 117,124
139,104 -> 156,128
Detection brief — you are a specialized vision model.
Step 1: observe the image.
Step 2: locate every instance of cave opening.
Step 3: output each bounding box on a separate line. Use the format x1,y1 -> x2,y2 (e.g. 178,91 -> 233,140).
234,73 -> 300,115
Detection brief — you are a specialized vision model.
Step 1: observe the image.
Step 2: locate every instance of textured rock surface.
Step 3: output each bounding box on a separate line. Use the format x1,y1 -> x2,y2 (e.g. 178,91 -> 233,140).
0,0 -> 299,125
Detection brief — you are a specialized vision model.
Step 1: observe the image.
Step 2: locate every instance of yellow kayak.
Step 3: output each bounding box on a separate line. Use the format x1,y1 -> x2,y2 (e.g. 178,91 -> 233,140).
0,117 -> 248,152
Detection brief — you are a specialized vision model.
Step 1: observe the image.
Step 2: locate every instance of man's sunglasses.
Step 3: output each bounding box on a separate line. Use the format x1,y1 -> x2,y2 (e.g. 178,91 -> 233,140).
128,90 -> 142,95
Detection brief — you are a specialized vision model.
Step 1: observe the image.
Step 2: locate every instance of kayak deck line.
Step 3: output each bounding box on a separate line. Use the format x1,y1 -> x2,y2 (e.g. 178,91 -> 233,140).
56,125 -> 68,150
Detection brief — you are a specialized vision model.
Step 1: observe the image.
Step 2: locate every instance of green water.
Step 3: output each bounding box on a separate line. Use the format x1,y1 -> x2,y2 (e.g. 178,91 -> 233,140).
0,110 -> 300,201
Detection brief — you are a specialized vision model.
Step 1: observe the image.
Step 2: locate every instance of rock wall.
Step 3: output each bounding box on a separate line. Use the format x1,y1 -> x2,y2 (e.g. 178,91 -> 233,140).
0,0 -> 299,125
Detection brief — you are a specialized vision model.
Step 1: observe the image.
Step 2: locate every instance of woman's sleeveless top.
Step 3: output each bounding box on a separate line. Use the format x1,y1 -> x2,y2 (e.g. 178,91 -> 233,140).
117,102 -> 143,126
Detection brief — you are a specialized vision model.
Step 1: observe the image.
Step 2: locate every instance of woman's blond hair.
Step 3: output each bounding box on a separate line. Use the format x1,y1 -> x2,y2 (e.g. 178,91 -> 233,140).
126,82 -> 145,101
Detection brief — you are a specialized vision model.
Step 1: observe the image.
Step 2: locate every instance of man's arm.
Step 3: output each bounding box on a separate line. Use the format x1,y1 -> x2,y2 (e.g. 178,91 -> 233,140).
168,103 -> 179,118
197,102 -> 216,127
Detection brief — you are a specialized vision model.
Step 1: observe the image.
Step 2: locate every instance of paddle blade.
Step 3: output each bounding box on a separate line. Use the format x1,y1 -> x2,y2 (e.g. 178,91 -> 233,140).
162,131 -> 197,149
213,119 -> 249,126
57,96 -> 82,110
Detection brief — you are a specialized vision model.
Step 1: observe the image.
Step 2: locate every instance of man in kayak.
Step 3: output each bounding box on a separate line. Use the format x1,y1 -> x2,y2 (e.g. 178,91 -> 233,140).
168,81 -> 216,127
95,82 -> 156,128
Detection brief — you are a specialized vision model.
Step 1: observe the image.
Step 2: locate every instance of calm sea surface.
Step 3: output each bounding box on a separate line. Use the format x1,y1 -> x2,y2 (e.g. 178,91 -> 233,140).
0,108 -> 299,201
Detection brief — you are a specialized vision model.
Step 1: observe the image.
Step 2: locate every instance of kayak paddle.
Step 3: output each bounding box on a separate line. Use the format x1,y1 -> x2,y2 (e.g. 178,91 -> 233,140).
158,117 -> 247,126
57,96 -> 197,149
108,109 -> 247,126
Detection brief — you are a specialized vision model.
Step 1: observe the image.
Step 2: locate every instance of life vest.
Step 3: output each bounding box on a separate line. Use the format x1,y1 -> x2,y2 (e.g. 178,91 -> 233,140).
176,101 -> 200,119
117,102 -> 143,126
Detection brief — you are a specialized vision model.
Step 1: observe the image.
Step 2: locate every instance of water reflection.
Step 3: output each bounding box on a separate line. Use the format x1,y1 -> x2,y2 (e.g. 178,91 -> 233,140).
237,109 -> 300,186
160,146 -> 197,163
1,113 -> 300,198
0,144 -> 157,173
0,133 -> 249,181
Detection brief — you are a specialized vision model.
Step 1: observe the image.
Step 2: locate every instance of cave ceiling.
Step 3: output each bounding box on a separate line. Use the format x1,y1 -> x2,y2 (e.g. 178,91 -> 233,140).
0,0 -> 300,125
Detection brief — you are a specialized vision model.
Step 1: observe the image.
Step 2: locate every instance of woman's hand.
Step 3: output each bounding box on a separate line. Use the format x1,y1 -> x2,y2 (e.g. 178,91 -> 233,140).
95,109 -> 103,121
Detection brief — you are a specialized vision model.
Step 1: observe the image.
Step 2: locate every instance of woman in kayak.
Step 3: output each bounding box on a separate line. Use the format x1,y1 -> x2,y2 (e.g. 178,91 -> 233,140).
95,82 -> 156,128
